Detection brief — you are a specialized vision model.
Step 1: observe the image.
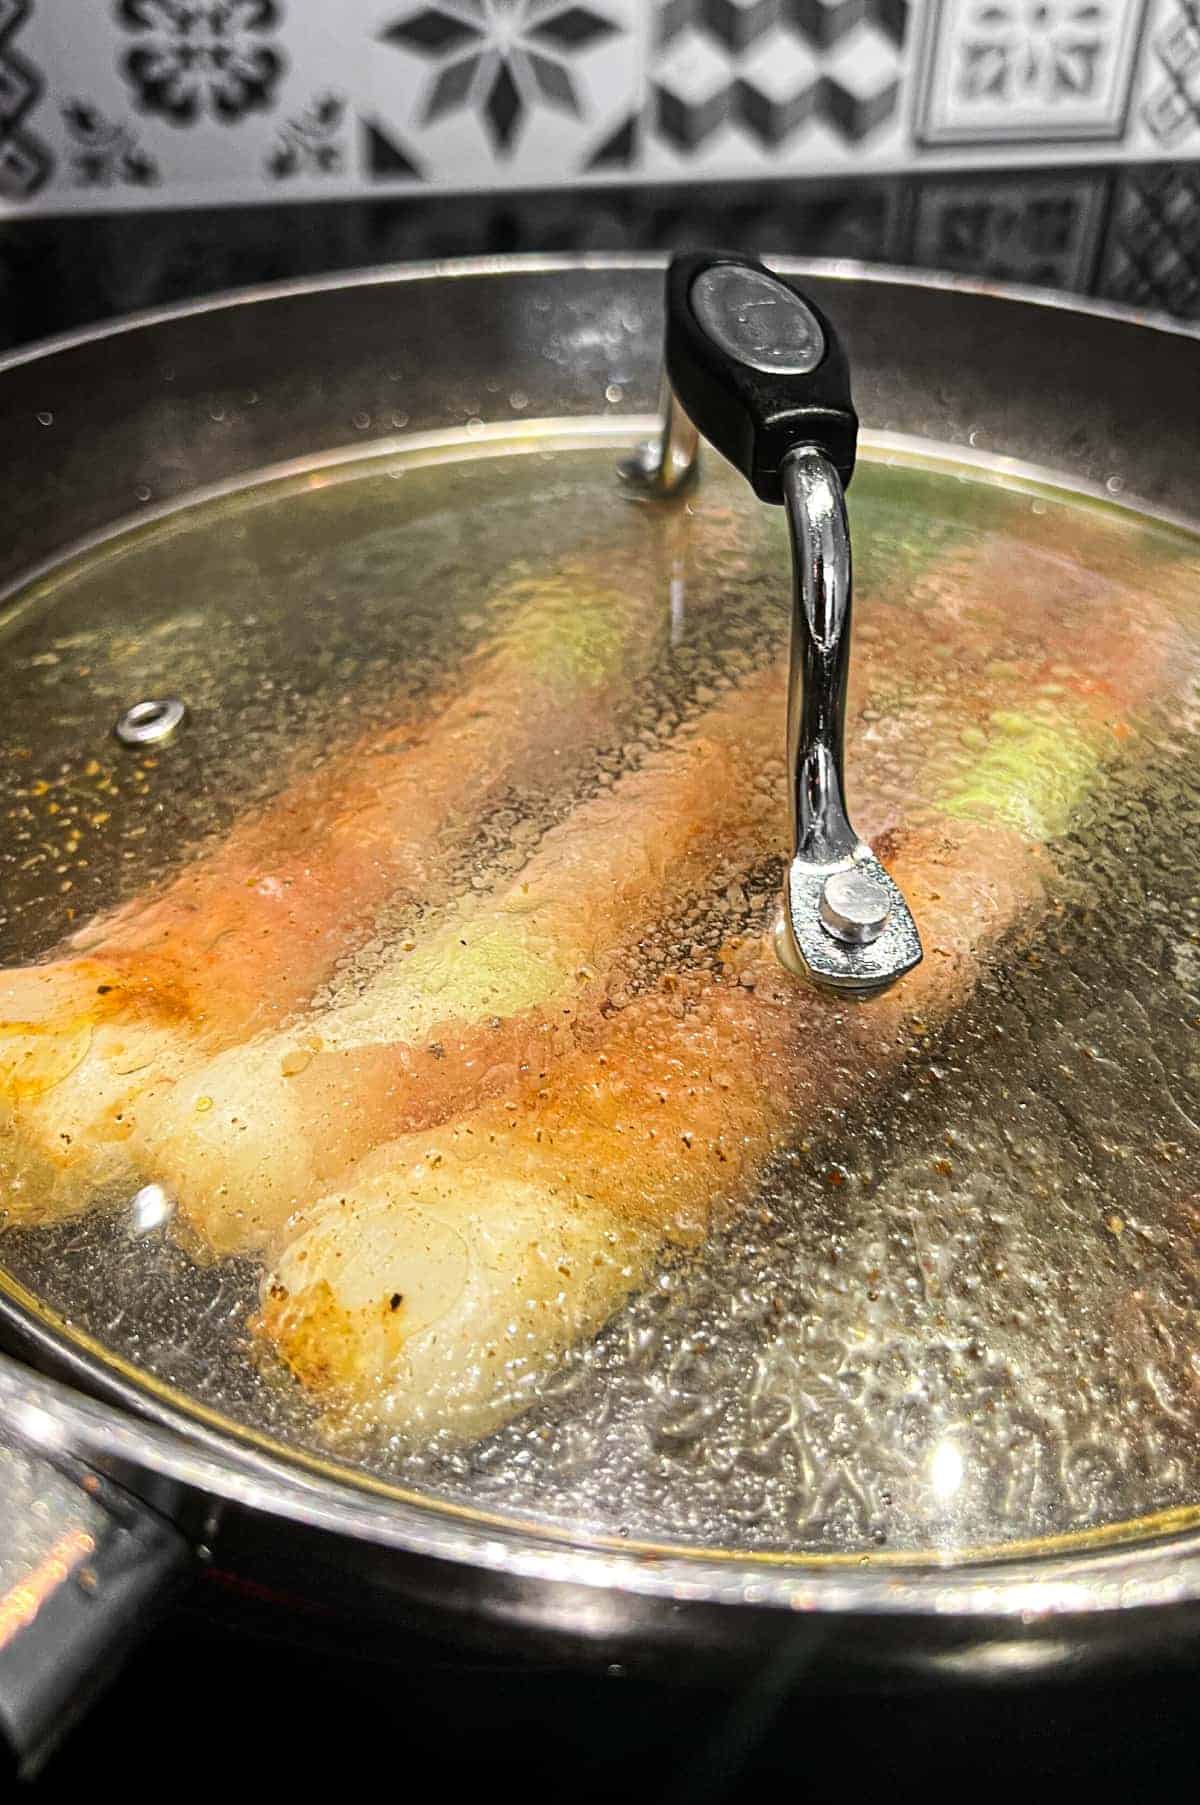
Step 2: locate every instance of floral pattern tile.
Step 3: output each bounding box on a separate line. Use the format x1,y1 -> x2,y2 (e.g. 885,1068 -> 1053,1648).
914,0 -> 1148,144
115,0 -> 288,127
1095,159 -> 1200,312
904,167 -> 1109,285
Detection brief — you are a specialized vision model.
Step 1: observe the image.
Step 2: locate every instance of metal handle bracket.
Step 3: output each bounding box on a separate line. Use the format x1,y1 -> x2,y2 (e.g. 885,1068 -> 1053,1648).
623,252 -> 923,998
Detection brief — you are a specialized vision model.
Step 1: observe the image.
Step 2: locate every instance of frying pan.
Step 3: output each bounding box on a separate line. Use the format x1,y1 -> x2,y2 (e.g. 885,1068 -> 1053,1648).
1,257 -> 1199,1774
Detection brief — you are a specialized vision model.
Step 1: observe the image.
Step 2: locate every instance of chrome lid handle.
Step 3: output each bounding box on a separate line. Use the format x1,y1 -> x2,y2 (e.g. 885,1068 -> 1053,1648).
775,443 -> 922,997
654,251 -> 923,999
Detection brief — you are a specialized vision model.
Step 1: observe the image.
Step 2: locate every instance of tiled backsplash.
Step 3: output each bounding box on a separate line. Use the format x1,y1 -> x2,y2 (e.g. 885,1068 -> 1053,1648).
1,1 -> 1196,216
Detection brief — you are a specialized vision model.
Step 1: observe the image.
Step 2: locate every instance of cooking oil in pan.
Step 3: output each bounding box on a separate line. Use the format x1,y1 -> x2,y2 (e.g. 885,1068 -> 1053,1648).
0,426 -> 1199,1564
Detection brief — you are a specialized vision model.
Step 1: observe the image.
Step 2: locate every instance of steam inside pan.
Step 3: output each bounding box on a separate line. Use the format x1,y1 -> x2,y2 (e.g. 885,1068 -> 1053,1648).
1,429 -> 1199,1563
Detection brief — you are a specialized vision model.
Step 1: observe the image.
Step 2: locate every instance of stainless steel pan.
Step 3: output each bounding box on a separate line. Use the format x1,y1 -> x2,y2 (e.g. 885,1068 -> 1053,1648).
1,257 -> 1198,1773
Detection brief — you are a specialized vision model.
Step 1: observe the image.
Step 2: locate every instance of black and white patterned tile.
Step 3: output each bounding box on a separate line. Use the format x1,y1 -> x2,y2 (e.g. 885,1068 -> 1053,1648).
903,167 -> 1109,287
13,0 -> 368,210
914,0 -> 1148,146
0,2 -> 1196,217
642,0 -> 915,178
1095,159 -> 1200,313
364,1 -> 643,187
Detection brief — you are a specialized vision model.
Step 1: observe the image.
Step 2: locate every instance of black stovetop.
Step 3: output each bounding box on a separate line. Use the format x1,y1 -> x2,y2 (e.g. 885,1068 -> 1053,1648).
37,1597 -> 1200,1795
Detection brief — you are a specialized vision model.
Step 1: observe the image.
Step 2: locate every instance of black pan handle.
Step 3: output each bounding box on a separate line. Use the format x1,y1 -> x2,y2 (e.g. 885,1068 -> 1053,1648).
664,252 -> 858,505
0,1357 -> 191,1776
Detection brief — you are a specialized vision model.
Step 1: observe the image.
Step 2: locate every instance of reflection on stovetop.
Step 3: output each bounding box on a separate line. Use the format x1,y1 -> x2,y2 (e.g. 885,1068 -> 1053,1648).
28,1583 -> 1200,1795
0,163 -> 1196,358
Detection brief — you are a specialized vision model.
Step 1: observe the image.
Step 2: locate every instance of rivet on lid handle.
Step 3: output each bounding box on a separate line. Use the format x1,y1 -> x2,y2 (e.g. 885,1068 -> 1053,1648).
622,252 -> 923,1000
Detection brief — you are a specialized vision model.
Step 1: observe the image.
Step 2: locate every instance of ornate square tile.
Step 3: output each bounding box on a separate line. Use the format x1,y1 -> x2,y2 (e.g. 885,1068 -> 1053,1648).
905,169 -> 1109,288
915,0 -> 1148,144
9,0 -> 369,213
364,1 -> 645,188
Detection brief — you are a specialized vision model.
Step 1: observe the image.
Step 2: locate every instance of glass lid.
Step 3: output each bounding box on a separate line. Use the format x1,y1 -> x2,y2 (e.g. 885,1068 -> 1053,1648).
1,421 -> 1199,1568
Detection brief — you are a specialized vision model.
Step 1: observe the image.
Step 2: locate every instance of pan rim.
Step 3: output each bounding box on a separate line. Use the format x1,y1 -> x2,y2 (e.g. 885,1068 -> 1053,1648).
3,255 -> 1200,1626
0,252 -> 1197,380
7,1274 -> 1200,1622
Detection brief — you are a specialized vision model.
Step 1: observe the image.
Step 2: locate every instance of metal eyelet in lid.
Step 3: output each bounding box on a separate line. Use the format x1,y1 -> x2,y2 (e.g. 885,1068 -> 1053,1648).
114,697 -> 187,747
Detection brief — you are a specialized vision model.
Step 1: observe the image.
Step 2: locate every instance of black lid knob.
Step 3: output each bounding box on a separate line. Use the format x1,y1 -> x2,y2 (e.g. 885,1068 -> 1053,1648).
664,252 -> 858,506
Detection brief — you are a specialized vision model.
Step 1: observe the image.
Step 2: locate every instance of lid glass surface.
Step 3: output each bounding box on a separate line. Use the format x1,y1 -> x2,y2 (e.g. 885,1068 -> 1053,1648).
1,423 -> 1199,1567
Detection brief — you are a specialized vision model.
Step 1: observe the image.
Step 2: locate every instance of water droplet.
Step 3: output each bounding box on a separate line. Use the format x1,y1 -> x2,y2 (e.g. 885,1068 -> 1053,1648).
1106,474 -> 1124,494
135,484 -> 152,503
605,383 -> 624,405
129,1182 -> 175,1233
35,410 -> 53,427
466,416 -> 485,437
509,390 -> 529,411
353,411 -> 371,431
391,411 -> 409,431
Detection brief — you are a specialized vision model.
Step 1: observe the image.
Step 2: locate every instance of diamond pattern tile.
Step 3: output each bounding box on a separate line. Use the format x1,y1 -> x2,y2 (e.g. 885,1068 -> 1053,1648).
1096,162 -> 1200,317
645,0 -> 912,173
0,0 -> 50,199
1141,0 -> 1200,145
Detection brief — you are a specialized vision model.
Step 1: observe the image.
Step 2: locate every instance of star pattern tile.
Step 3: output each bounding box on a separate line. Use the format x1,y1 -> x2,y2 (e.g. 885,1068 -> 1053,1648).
382,0 -> 623,152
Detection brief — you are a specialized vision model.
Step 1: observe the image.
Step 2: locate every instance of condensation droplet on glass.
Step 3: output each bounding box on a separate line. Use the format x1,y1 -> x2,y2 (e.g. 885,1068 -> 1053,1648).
931,1440 -> 964,1499
35,410 -> 53,427
209,405 -> 226,423
509,390 -> 529,411
135,484 -> 152,503
353,411 -> 371,431
129,1182 -> 175,1234
466,416 -> 485,437
391,411 -> 409,431
1106,474 -> 1125,494
605,383 -> 623,405
968,428 -> 980,447
3,425 -> 1198,1570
